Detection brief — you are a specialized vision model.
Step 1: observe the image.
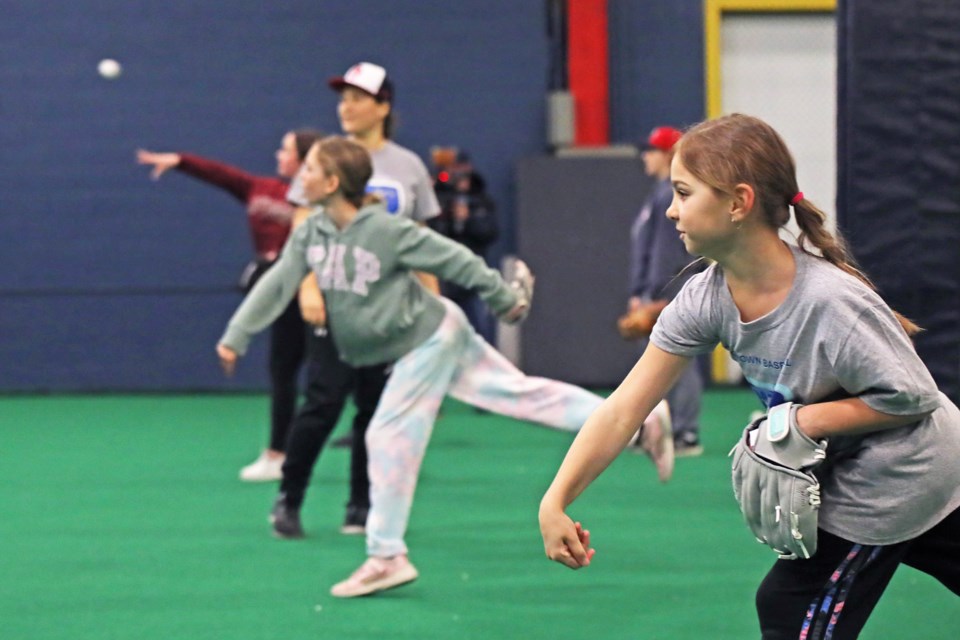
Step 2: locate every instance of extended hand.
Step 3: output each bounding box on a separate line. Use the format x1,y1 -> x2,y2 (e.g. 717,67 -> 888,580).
216,343 -> 238,377
135,149 -> 181,180
299,274 -> 327,326
502,301 -> 529,324
299,296 -> 326,327
540,508 -> 595,569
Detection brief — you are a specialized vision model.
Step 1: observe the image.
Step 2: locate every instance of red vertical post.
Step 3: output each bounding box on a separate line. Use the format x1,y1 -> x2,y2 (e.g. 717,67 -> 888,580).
567,0 -> 609,145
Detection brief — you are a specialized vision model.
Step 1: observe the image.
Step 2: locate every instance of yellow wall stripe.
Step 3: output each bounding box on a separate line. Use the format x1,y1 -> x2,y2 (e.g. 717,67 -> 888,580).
703,0 -> 836,382
704,0 -> 837,118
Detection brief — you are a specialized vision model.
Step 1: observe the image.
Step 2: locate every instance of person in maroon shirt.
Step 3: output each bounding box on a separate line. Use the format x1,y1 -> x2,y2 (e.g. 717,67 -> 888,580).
136,128 -> 322,481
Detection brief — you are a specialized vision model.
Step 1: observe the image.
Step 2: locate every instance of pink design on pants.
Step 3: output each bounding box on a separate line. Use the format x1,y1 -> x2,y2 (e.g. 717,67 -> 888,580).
366,300 -> 603,557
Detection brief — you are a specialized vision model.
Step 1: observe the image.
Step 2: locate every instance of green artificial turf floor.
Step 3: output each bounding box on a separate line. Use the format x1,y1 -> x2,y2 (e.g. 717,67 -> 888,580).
1,389 -> 956,639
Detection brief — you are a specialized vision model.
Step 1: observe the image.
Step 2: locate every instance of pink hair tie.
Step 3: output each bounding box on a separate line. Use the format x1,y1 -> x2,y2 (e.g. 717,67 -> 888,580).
790,192 -> 804,206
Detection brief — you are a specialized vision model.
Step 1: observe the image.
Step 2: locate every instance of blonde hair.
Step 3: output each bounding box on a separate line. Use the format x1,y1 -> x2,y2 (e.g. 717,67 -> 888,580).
677,114 -> 920,336
312,136 -> 380,208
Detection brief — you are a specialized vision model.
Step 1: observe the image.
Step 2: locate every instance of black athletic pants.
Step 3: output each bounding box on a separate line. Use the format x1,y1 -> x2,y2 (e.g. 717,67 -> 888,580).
279,327 -> 389,511
267,298 -> 307,452
756,505 -> 960,639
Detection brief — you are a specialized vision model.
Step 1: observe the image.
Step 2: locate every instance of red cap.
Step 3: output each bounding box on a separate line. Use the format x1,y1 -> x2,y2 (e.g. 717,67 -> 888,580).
645,126 -> 683,152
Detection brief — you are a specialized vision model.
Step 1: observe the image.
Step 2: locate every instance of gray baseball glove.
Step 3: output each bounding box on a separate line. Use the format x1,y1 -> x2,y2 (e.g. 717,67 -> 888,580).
730,402 -> 827,559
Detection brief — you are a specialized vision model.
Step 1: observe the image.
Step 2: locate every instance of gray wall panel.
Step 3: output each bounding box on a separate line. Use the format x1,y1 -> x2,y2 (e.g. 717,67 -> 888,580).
516,156 -> 653,387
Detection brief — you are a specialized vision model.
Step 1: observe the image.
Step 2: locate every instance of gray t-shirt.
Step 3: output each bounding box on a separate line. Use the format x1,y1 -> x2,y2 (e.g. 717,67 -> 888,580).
651,246 -> 960,545
287,140 -> 440,222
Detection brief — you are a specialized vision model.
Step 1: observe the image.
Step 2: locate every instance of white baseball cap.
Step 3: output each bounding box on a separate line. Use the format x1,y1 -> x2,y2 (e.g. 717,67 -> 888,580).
328,62 -> 393,101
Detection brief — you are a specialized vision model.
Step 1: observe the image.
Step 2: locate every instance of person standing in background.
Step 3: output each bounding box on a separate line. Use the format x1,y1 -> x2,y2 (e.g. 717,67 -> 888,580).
622,125 -> 705,456
135,128 -> 322,481
429,150 -> 499,344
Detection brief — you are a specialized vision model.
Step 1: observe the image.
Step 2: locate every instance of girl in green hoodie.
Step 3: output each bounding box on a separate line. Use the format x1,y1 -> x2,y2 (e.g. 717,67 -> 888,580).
217,136 -> 673,598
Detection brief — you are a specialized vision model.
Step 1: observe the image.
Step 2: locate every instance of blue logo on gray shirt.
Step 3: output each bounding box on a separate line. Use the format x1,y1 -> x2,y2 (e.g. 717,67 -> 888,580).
366,184 -> 400,214
744,376 -> 794,409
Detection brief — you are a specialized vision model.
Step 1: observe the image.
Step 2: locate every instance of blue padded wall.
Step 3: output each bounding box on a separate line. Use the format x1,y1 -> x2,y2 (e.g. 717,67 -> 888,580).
0,1 -> 548,391
608,0 -> 705,141
1,1 -> 705,391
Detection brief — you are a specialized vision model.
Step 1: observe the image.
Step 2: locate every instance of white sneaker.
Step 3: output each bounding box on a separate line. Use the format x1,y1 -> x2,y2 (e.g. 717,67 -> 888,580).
239,451 -> 284,482
629,400 -> 675,483
330,555 -> 419,598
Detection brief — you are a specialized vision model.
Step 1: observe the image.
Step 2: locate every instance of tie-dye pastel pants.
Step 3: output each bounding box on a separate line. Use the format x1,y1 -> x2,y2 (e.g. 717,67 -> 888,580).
365,299 -> 603,558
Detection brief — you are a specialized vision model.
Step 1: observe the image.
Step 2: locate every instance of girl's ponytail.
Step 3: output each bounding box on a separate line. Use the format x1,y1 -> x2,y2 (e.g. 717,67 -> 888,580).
679,114 -> 922,337
793,198 -> 921,336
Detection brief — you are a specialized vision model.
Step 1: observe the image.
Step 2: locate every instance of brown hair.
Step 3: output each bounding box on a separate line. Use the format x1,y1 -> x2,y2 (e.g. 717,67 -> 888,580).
676,113 -> 920,336
292,128 -> 324,161
376,97 -> 395,140
313,136 -> 380,208
373,76 -> 395,138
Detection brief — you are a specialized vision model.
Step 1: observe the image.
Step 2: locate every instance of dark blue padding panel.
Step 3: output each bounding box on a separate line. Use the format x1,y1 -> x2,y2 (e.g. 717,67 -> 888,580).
837,0 -> 960,402
0,293 -> 268,392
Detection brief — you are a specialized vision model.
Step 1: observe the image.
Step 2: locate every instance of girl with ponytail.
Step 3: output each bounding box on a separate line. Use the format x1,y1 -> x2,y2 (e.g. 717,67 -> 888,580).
540,114 -> 960,638
217,136 -> 672,599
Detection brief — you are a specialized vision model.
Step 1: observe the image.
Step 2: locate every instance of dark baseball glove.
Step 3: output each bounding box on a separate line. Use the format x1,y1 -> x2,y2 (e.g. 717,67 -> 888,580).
617,300 -> 668,340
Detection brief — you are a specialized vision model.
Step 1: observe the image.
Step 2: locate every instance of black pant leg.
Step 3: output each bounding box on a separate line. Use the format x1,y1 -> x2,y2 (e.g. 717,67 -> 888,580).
266,299 -> 307,452
279,328 -> 354,510
902,505 -> 960,595
346,362 -> 391,509
756,529 -> 909,639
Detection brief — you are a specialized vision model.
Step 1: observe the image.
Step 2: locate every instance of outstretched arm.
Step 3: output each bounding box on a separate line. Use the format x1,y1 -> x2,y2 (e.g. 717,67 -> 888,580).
539,344 -> 690,568
412,221 -> 440,294
393,220 -> 516,313
136,149 -> 259,202
218,230 -> 310,365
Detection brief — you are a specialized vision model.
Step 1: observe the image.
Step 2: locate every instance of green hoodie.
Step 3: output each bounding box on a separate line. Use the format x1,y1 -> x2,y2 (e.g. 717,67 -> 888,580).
220,203 -> 519,366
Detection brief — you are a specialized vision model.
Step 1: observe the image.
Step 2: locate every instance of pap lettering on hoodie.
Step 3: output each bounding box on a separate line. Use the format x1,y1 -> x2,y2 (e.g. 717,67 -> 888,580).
307,243 -> 381,296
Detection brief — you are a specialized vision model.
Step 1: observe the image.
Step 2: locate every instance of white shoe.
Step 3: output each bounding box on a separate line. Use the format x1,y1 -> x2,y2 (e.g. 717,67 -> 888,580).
629,400 -> 675,483
239,451 -> 284,482
330,555 -> 419,598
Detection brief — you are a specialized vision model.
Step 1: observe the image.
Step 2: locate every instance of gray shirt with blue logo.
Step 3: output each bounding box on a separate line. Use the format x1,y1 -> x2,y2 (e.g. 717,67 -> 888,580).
286,140 -> 440,222
651,246 -> 960,545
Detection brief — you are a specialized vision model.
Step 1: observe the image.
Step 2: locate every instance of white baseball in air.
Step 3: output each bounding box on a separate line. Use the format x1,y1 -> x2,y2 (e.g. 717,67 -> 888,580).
98,58 -> 122,79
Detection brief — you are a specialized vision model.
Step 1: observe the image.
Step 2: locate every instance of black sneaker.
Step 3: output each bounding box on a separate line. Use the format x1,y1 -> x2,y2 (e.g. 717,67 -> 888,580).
674,431 -> 704,458
340,504 -> 368,535
269,494 -> 304,539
